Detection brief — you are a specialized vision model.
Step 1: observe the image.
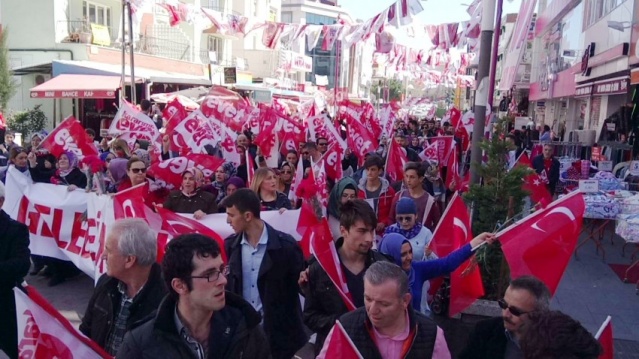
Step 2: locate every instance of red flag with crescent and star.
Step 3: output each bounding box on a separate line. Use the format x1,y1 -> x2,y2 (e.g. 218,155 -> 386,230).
496,191 -> 585,295
430,192 -> 484,316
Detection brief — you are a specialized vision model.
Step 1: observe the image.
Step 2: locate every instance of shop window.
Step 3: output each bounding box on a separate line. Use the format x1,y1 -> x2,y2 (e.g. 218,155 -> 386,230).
584,0 -> 604,29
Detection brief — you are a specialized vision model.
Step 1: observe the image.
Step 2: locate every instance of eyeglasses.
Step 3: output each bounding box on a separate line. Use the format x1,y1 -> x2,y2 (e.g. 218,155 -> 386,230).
130,168 -> 147,174
396,216 -> 414,223
189,265 -> 230,283
497,299 -> 531,317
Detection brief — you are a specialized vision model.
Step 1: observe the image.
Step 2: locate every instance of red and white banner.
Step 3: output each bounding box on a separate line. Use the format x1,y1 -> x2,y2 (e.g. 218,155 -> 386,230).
147,154 -> 225,190
319,144 -> 344,181
498,0 -> 537,91
418,141 -> 439,162
15,286 -> 112,359
386,138 -> 408,182
169,109 -> 219,155
109,100 -> 161,148
429,136 -> 454,164
199,86 -> 258,133
4,166 -> 301,280
38,116 -> 99,159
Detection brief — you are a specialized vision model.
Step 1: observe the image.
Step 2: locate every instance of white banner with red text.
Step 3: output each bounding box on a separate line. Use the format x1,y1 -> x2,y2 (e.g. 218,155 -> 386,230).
5,167 -> 301,280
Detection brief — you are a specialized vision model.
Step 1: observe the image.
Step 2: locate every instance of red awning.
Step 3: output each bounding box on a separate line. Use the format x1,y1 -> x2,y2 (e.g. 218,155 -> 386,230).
30,74 -> 121,99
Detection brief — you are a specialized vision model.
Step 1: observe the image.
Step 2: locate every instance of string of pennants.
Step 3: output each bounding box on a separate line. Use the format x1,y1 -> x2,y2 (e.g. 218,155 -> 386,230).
127,0 -> 483,87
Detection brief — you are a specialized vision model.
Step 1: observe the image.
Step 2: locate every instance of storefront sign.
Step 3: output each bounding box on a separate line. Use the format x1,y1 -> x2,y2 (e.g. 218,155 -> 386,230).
592,78 -> 629,96
30,90 -> 116,99
606,123 -> 616,131
575,85 -> 592,97
90,24 -> 111,47
290,54 -> 313,72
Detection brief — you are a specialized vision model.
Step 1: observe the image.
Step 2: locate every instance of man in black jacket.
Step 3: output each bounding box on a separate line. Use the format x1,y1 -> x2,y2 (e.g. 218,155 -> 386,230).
117,233 -> 270,359
80,218 -> 167,355
532,144 -> 560,195
301,199 -> 391,355
0,182 -> 30,359
221,188 -> 306,359
459,275 -> 551,359
317,261 -> 449,358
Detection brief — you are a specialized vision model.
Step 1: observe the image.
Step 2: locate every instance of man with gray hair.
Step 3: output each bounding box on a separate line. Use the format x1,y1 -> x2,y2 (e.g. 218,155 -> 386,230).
80,218 -> 167,355
317,261 -> 450,358
0,181 -> 30,359
460,275 -> 551,359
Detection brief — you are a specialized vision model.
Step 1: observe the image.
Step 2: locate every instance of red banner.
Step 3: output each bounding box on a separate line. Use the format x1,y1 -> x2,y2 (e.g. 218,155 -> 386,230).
199,86 -> 258,133
148,154 -> 224,191
429,136 -> 454,164
39,116 -> 99,159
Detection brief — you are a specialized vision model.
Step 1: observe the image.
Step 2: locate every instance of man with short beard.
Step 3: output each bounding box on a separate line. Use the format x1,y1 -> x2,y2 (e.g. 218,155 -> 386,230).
459,276 -> 551,359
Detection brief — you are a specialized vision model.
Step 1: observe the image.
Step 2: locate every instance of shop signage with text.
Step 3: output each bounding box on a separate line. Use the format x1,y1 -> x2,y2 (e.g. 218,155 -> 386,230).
575,85 -> 592,97
593,78 -> 628,96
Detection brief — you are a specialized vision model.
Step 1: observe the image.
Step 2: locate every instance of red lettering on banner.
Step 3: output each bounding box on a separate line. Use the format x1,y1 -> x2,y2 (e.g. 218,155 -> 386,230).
348,126 -> 373,156
18,310 -> 39,357
66,212 -> 87,256
18,196 -> 30,223
53,128 -> 83,158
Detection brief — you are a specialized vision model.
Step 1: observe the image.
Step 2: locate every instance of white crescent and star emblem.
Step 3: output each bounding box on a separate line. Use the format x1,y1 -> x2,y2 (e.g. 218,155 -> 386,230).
453,217 -> 469,240
531,206 -> 577,233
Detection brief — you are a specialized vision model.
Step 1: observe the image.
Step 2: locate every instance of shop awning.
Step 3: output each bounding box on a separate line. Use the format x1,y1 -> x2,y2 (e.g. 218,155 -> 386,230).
30,74 -> 121,99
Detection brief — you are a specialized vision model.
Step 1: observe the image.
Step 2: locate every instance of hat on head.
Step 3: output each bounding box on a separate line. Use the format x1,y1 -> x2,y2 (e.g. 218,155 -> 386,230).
227,176 -> 246,189
396,197 -> 417,215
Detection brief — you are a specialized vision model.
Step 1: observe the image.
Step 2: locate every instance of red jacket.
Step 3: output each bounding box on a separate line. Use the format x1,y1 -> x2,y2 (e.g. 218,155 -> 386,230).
357,177 -> 396,230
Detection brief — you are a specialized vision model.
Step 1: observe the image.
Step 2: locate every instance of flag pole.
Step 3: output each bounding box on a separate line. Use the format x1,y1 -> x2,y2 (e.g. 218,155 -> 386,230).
595,315 -> 612,340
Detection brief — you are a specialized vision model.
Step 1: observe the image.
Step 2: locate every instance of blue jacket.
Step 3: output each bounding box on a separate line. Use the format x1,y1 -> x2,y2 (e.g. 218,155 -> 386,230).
379,233 -> 474,309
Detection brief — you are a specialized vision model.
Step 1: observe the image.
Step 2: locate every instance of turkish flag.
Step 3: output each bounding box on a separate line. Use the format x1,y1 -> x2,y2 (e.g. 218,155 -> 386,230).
596,316 -> 613,359
156,207 -> 227,263
321,320 -> 364,359
515,152 -> 552,207
448,107 -> 461,129
430,192 -> 484,316
496,191 -> 585,295
39,116 -> 99,159
386,136 -> 408,182
311,219 -> 357,311
14,286 -> 111,359
253,106 -> 279,157
163,97 -> 189,152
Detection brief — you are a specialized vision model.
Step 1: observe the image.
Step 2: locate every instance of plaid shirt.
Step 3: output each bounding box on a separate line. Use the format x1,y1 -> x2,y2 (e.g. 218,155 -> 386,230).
104,282 -> 142,355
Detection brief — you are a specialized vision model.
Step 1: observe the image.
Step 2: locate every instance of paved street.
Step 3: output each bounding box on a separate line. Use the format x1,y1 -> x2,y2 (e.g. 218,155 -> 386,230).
16,226 -> 639,358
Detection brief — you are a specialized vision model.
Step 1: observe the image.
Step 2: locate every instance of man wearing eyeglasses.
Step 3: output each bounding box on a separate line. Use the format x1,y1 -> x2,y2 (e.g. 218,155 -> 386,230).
81,219 -> 167,356
117,233 -> 270,359
459,275 -> 551,359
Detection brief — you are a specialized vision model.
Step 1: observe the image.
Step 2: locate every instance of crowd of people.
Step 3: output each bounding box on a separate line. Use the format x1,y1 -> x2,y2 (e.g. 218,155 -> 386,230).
0,106 -> 602,359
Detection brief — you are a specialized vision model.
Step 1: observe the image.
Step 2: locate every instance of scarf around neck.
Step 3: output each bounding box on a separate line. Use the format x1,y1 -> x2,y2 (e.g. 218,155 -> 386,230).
384,223 -> 422,239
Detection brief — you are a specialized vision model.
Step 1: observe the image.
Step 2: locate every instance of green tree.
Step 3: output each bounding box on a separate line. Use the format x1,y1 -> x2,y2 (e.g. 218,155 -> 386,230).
0,29 -> 17,110
7,105 -> 47,138
463,119 -> 533,299
371,79 -> 404,102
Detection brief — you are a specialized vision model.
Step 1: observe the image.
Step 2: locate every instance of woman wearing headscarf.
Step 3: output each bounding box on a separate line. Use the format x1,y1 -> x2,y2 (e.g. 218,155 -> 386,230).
163,168 -> 217,219
383,197 -> 434,258
379,232 -> 495,314
48,151 -> 87,191
326,177 -> 358,240
217,176 -> 245,212
106,157 -> 129,193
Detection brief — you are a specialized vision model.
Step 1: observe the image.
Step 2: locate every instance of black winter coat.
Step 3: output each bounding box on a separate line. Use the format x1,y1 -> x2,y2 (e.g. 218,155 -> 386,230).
303,237 -> 391,355
0,210 -> 30,359
458,316 -> 508,359
225,223 -> 307,359
339,306 -> 438,359
79,263 -> 167,351
116,292 -> 271,359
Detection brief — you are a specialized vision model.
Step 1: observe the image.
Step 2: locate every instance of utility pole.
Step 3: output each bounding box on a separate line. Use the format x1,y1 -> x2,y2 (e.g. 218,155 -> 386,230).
470,0 -> 496,185
488,0 -> 504,107
127,0 -> 137,105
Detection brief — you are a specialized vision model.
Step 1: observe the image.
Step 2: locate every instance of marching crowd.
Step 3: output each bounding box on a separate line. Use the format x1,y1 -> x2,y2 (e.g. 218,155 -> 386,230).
0,108 -> 603,359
